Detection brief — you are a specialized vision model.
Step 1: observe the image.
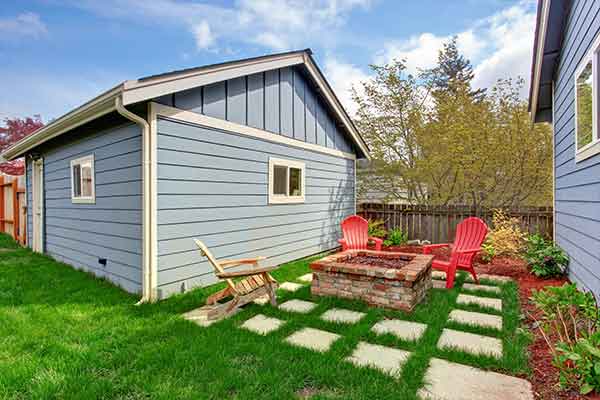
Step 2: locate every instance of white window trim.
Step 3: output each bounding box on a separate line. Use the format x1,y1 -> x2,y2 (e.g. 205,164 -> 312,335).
70,154 -> 96,204
575,33 -> 600,163
268,157 -> 305,204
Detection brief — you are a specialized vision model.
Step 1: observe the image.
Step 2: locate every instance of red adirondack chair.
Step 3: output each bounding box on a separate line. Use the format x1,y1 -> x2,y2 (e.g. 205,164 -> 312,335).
339,215 -> 383,251
423,217 -> 488,289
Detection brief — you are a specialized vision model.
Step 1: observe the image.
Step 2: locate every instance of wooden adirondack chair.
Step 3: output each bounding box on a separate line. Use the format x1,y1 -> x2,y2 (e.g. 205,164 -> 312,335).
339,215 -> 383,251
194,240 -> 278,319
422,217 -> 488,289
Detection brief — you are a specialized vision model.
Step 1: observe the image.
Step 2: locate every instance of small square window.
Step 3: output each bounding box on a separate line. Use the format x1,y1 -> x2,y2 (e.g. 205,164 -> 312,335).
70,155 -> 95,204
269,158 -> 305,204
575,35 -> 600,162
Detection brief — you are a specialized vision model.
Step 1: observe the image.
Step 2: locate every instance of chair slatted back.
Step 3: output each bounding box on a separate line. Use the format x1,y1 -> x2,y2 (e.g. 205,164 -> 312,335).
341,215 -> 370,250
452,217 -> 488,266
194,239 -> 236,290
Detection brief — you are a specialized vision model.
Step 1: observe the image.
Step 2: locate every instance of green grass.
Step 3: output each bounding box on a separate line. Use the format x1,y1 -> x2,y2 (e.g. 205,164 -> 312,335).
0,234 -> 530,399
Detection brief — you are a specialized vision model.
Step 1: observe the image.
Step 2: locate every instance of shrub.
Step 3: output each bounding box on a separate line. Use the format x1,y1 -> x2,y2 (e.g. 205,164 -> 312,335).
525,234 -> 568,278
367,219 -> 387,238
485,209 -> 526,257
384,228 -> 408,247
531,284 -> 600,394
481,242 -> 496,263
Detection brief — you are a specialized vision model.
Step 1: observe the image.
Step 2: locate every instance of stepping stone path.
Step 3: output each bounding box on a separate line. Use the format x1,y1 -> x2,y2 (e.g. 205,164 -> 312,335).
321,308 -> 366,324
419,358 -> 533,400
253,295 -> 270,305
241,314 -> 284,335
285,327 -> 340,352
462,283 -> 501,294
346,341 -> 411,376
466,274 -> 513,284
432,280 -> 446,289
372,319 -> 427,342
438,328 -> 502,358
279,299 -> 317,314
457,294 -> 502,312
432,271 -> 446,280
449,309 -> 502,330
279,282 -> 303,292
297,273 -> 313,283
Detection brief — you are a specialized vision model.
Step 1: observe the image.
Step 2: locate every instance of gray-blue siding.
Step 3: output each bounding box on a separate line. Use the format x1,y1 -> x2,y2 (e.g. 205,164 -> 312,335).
553,0 -> 600,296
154,66 -> 354,155
26,123 -> 143,294
156,117 -> 355,298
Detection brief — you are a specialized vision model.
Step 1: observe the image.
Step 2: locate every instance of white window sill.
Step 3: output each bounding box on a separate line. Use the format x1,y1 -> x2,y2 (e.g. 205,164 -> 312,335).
268,196 -> 305,205
72,197 -> 96,204
576,140 -> 600,162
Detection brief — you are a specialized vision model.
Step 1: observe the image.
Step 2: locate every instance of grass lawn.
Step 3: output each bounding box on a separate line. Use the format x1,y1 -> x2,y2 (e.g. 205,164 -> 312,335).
0,235 -> 530,399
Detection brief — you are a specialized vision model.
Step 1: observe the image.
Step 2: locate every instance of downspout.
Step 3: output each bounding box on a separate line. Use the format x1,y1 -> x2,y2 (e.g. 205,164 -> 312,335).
115,96 -> 153,304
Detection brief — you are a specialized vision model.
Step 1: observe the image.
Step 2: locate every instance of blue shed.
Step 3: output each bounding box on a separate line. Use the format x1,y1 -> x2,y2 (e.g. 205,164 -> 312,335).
530,0 -> 600,297
2,49 -> 370,301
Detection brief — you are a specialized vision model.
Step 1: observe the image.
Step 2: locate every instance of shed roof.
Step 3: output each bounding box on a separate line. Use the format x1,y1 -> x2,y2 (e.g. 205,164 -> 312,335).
529,0 -> 570,123
3,49 -> 370,160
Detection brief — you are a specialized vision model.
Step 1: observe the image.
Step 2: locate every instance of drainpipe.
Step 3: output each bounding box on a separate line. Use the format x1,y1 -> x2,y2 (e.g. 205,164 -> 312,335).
115,96 -> 153,305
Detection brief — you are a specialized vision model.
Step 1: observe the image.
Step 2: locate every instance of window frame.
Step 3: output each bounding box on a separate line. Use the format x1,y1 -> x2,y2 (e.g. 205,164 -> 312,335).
574,33 -> 600,162
70,154 -> 96,204
268,157 -> 305,204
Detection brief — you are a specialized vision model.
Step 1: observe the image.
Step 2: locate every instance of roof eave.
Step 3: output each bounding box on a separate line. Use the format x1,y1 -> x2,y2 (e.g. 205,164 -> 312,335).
529,0 -> 551,123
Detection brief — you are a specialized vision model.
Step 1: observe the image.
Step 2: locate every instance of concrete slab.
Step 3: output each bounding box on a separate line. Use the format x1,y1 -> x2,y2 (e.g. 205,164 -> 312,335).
457,294 -> 502,312
321,308 -> 366,324
438,328 -> 502,358
240,314 -> 285,335
285,327 -> 340,352
432,271 -> 446,280
346,341 -> 411,376
279,299 -> 318,314
297,273 -> 313,283
432,280 -> 446,289
466,274 -> 512,284
419,358 -> 533,400
449,310 -> 502,330
371,319 -> 428,342
462,283 -> 501,295
279,282 -> 303,292
253,295 -> 270,305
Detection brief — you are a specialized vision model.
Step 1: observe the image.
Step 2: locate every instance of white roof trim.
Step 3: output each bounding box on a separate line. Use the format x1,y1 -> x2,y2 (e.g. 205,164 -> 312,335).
2,50 -> 370,160
530,0 -> 551,122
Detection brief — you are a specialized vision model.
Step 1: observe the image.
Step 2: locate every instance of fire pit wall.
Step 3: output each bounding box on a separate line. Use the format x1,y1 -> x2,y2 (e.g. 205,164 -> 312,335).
310,250 -> 433,312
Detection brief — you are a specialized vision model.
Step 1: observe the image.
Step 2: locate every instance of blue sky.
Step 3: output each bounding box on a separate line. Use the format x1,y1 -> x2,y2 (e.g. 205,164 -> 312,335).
1,0 -> 537,122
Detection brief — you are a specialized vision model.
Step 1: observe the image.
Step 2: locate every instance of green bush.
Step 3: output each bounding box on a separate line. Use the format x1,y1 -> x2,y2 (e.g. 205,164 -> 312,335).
384,228 -> 408,247
531,283 -> 600,394
367,219 -> 387,238
525,234 -> 568,278
481,242 -> 496,263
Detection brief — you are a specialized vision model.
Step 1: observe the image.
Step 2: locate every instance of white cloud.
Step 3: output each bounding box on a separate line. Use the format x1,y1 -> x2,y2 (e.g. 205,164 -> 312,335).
373,0 -> 535,95
192,21 -> 215,50
323,58 -> 370,115
0,12 -> 47,40
71,0 -> 372,52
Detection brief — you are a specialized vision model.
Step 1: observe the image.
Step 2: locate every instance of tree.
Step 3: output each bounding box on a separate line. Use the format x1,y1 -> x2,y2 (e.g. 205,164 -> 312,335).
0,116 -> 44,175
354,57 -> 553,208
423,36 -> 486,101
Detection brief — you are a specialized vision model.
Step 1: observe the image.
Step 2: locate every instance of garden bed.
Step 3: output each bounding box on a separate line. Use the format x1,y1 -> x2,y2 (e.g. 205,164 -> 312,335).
381,243 -> 597,400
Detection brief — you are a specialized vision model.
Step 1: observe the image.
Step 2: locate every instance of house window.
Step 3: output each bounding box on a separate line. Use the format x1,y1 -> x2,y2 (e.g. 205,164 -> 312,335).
70,155 -> 95,203
575,35 -> 600,162
268,158 -> 305,204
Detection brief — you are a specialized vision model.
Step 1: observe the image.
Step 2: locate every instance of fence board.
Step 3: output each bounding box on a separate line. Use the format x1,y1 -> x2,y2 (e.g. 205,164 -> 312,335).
358,203 -> 553,243
0,174 -> 27,245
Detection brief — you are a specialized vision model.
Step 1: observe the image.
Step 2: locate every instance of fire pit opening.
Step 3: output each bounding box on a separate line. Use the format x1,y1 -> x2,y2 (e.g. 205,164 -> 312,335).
310,250 -> 433,312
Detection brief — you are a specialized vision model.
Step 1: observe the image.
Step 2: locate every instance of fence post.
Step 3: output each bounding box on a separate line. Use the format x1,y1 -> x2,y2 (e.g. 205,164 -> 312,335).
12,179 -> 18,240
0,175 -> 4,234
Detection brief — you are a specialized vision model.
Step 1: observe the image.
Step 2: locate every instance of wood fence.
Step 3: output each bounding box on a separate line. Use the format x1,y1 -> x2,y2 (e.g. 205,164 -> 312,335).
357,203 -> 553,244
0,175 -> 27,245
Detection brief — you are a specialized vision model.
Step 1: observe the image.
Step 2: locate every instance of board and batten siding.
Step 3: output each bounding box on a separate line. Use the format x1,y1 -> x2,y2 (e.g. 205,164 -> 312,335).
156,117 -> 355,297
553,0 -> 600,296
154,65 -> 355,155
25,121 -> 144,294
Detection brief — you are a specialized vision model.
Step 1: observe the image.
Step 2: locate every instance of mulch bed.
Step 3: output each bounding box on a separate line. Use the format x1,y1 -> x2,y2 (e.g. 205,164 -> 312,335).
381,244 -> 597,399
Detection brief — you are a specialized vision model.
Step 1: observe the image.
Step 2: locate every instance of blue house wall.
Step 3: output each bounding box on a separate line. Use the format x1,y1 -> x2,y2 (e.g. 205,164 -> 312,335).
553,0 -> 600,295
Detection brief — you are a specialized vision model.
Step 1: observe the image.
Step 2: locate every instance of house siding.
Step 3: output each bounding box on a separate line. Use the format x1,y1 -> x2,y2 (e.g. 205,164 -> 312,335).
154,65 -> 355,155
553,0 -> 600,296
25,120 -> 143,294
155,117 -> 355,298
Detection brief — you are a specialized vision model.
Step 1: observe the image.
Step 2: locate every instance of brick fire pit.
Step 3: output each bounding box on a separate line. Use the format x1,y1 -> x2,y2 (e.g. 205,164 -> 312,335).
310,250 -> 433,312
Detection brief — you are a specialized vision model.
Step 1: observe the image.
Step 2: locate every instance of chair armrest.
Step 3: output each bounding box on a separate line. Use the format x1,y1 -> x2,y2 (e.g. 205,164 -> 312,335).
220,256 -> 267,268
454,247 -> 481,255
216,265 -> 278,279
339,238 -> 348,251
369,237 -> 383,251
422,243 -> 450,254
